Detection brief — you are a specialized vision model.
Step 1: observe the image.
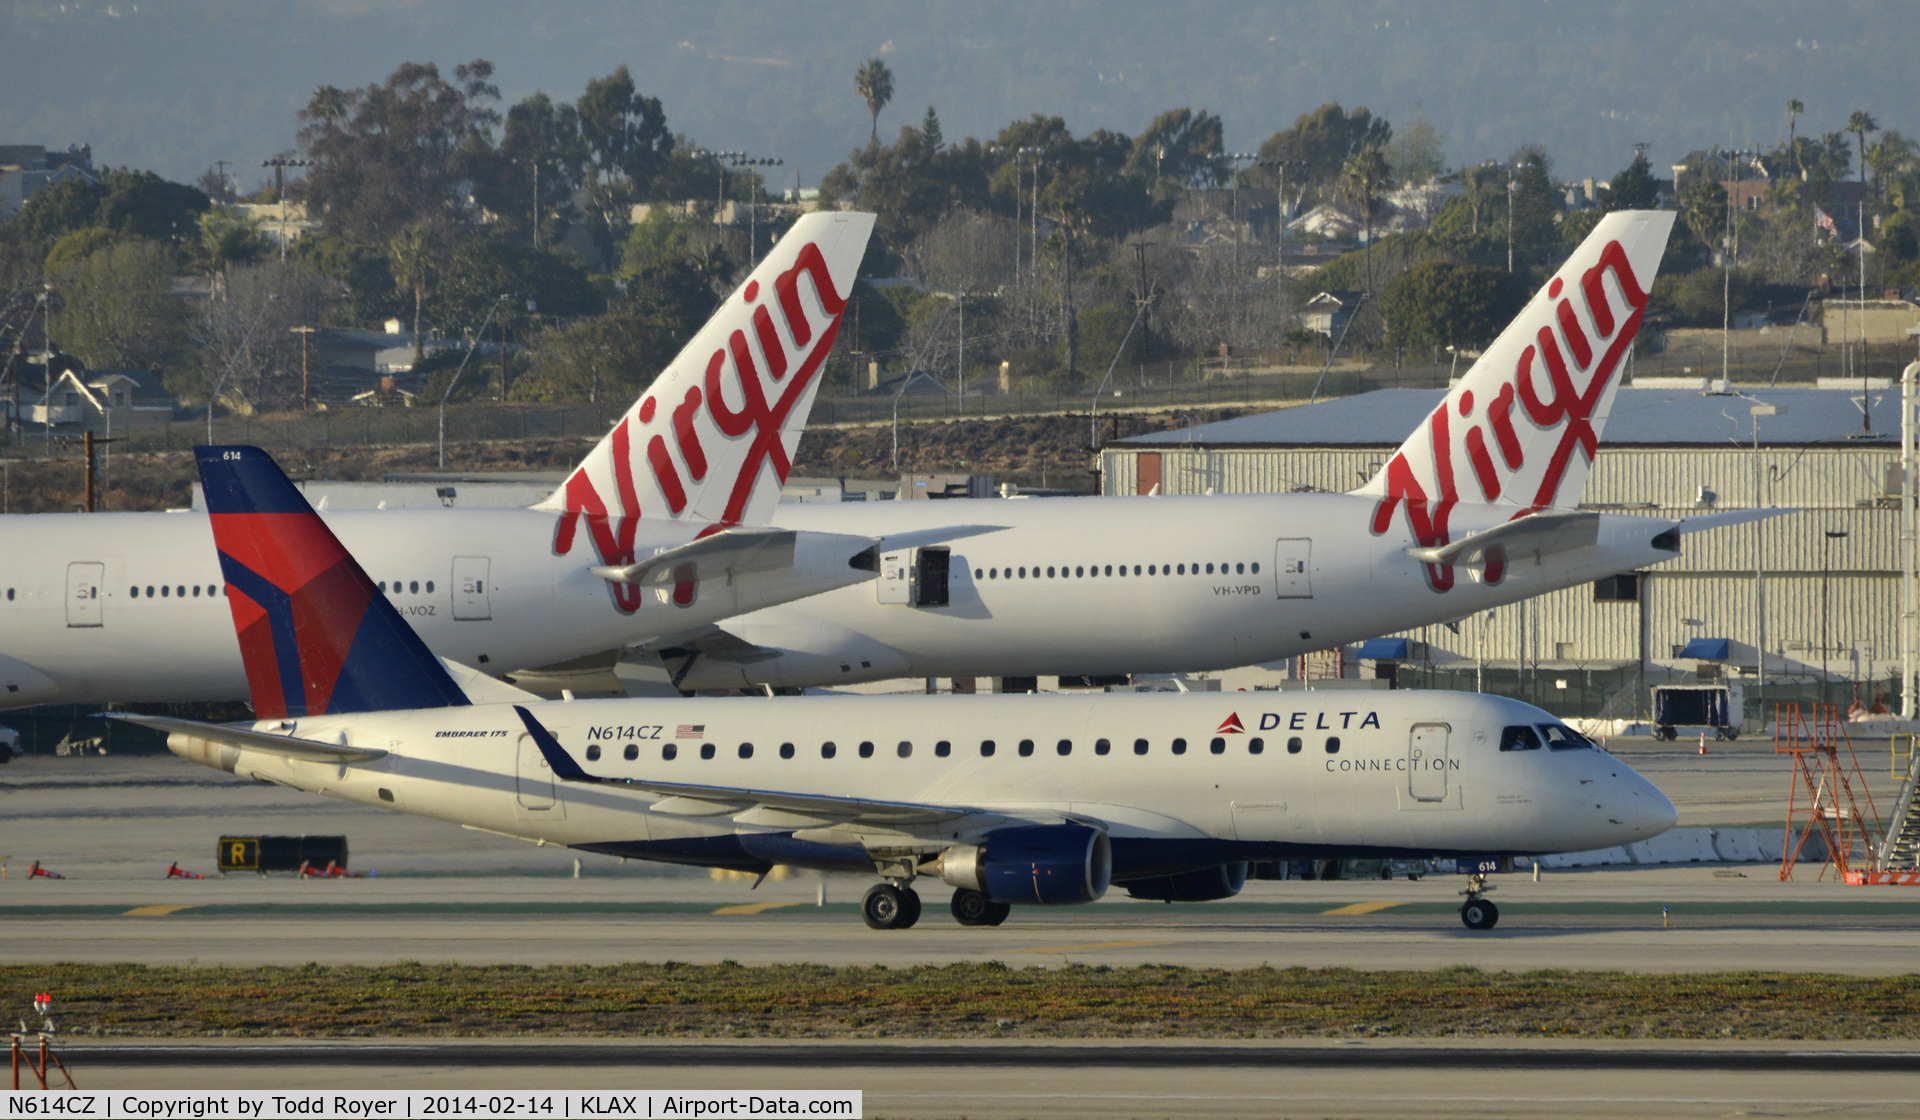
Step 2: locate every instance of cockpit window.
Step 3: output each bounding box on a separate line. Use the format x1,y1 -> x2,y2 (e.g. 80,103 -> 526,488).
1499,725 -> 1543,752
1537,723 -> 1593,750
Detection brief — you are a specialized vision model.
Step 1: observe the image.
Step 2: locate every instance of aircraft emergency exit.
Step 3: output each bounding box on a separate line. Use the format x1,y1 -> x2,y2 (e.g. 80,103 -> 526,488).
656,211 -> 1767,689
127,444 -> 1678,931
0,212 -> 877,708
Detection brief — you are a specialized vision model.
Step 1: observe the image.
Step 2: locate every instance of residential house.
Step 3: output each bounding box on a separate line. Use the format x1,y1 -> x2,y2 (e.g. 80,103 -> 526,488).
1300,291 -> 1365,339
0,144 -> 95,217
28,367 -> 177,433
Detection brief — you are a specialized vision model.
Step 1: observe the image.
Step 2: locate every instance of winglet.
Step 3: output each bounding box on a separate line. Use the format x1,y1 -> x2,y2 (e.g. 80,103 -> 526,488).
513,705 -> 599,783
195,445 -> 470,718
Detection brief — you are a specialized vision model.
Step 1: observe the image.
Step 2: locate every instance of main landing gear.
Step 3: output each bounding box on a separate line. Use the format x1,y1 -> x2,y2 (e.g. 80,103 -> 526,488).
861,882 -> 923,930
1459,872 -> 1499,930
949,887 -> 1011,927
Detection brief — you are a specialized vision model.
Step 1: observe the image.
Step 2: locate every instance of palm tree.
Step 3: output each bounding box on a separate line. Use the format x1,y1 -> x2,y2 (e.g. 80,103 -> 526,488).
387,224 -> 439,364
1786,98 -> 1804,178
854,59 -> 894,142
1847,110 -> 1879,186
1344,147 -> 1392,295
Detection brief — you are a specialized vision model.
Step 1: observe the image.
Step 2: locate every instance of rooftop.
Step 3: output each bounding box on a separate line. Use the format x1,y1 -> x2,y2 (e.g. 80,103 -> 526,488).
1114,386 -> 1903,448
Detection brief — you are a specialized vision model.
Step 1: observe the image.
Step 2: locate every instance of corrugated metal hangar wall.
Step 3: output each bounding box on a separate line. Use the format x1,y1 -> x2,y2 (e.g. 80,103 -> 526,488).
1101,387 -> 1908,717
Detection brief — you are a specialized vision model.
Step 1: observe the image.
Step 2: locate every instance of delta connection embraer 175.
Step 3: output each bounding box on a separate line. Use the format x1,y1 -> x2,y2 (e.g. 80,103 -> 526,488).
660,211 -> 1770,690
124,445 -> 1678,932
0,212 -> 886,709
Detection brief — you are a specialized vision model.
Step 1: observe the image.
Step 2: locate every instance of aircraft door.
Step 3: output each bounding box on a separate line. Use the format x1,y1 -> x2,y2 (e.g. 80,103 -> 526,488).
452,556 -> 492,620
876,549 -> 912,604
1273,539 -> 1313,598
514,733 -> 556,811
1408,722 -> 1449,801
66,562 -> 104,628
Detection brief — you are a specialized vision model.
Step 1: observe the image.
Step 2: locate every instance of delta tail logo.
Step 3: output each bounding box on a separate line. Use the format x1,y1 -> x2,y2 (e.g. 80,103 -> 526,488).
1216,713 -> 1246,734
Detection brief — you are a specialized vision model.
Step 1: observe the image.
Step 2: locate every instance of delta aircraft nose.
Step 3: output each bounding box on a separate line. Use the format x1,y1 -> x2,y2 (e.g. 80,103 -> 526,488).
1616,765 -> 1678,843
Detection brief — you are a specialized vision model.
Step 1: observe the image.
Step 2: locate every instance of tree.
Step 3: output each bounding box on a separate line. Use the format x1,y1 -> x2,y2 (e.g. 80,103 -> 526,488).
854,58 -> 895,142
1847,110 -> 1879,186
10,168 -> 209,246
1504,145 -> 1560,273
196,208 -> 270,285
1256,103 -> 1392,202
1786,98 -> 1805,178
296,60 -> 502,243
1129,108 -> 1227,191
387,223 -> 444,362
47,238 -> 187,372
1458,164 -> 1502,234
481,90 -> 585,252
1382,259 -> 1527,356
189,260 -> 334,412
1683,175 -> 1729,257
1384,110 -> 1445,187
1607,151 -> 1660,210
428,233 -> 598,340
294,234 -> 397,326
1344,147 -> 1392,295
574,66 -> 673,257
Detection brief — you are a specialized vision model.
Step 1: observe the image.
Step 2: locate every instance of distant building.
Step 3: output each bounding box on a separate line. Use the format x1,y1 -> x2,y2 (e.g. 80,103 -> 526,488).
1299,290 -> 1365,338
28,367 -> 177,432
0,144 -> 96,217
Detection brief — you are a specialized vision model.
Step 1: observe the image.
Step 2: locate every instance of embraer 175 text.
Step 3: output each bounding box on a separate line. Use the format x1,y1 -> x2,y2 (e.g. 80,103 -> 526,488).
666,212 -> 1772,689
0,213 -> 881,708
125,445 -> 1678,932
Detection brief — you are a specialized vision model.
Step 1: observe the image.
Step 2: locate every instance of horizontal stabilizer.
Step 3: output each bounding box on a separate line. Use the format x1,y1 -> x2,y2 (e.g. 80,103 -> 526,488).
872,524 -> 1009,552
1405,509 -> 1600,567
1675,507 -> 1796,534
108,713 -> 388,763
438,658 -> 545,705
591,525 -> 805,584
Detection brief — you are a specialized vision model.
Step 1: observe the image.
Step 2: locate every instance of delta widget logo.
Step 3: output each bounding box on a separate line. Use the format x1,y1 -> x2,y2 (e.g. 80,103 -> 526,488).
1215,713 -> 1245,734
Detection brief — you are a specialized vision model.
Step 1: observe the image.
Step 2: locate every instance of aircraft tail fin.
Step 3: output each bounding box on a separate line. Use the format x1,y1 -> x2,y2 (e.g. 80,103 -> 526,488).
195,445 -> 469,718
1355,210 -> 1675,526
537,211 -> 875,600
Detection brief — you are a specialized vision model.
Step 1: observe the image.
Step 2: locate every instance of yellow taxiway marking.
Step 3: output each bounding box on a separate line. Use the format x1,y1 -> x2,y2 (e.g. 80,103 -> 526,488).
123,904 -> 197,917
711,901 -> 804,915
1007,940 -> 1165,954
1321,901 -> 1405,916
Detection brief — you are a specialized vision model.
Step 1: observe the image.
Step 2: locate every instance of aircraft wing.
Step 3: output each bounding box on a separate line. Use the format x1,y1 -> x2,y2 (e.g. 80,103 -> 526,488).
108,713 -> 389,763
1674,507 -> 1795,533
513,705 -> 983,828
1405,509 -> 1600,567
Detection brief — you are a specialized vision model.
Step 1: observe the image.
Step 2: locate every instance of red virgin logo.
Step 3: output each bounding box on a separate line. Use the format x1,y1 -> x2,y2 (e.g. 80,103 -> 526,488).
553,242 -> 849,612
1370,239 -> 1649,592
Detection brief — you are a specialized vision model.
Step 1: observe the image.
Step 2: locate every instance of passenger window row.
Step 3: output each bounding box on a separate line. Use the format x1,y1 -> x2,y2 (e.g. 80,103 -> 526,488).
614,734 -> 1345,762
129,584 -> 223,599
974,561 -> 1260,580
378,580 -> 436,594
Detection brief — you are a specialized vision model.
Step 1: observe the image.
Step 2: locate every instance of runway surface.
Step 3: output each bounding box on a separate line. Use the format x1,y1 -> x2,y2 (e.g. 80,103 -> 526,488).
54,1041 -> 1920,1118
6,745 -> 1920,972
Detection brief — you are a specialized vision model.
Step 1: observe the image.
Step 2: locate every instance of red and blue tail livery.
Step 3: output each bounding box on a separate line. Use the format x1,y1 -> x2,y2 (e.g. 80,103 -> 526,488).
195,445 -> 468,718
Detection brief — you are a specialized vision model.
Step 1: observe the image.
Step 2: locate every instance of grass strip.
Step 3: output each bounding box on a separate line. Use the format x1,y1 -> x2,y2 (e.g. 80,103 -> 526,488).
5,963 -> 1917,1041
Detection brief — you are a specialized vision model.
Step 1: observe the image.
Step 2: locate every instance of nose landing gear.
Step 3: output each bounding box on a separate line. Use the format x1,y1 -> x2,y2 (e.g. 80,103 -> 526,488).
1459,872 -> 1499,930
862,882 -> 923,929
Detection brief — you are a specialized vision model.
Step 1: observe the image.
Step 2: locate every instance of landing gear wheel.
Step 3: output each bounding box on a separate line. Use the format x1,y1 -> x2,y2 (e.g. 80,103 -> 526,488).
862,883 -> 918,930
1461,899 -> 1500,930
950,888 -> 1012,927
1723,728 -> 1739,741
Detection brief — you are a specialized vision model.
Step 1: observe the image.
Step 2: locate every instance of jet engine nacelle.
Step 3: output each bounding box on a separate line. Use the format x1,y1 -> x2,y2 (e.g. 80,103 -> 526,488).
939,824 -> 1112,905
1121,861 -> 1249,902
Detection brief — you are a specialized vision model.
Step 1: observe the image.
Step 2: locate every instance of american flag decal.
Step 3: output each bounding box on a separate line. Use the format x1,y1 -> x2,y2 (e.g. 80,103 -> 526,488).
677,724 -> 705,737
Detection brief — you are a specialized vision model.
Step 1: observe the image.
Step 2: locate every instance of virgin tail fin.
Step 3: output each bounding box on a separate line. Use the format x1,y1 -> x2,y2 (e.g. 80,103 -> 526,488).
196,445 -> 469,718
1356,210 -> 1675,524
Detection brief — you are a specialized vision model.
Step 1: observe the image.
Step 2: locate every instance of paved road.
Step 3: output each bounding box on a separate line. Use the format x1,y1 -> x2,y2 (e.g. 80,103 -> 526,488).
55,1041 -> 1920,1118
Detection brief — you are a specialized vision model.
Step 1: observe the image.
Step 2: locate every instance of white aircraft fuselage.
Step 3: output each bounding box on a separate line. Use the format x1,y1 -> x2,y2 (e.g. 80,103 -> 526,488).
0,508 -> 871,707
165,690 -> 1677,883
680,493 -> 1682,687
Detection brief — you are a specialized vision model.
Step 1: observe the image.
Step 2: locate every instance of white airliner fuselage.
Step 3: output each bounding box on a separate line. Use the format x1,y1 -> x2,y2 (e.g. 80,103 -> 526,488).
0,509 -> 872,707
164,690 -> 1676,888
676,493 -> 1686,687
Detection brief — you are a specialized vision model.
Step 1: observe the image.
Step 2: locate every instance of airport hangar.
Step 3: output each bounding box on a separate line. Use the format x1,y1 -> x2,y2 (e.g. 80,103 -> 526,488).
1101,383 -> 1911,724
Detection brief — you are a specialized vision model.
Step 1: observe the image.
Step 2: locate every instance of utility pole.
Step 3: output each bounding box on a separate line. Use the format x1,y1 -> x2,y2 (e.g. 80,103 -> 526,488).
41,285 -> 52,461
291,325 -> 318,411
1506,165 -> 1517,273
1752,403 -> 1783,723
1904,361 -> 1919,718
261,157 -> 314,262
